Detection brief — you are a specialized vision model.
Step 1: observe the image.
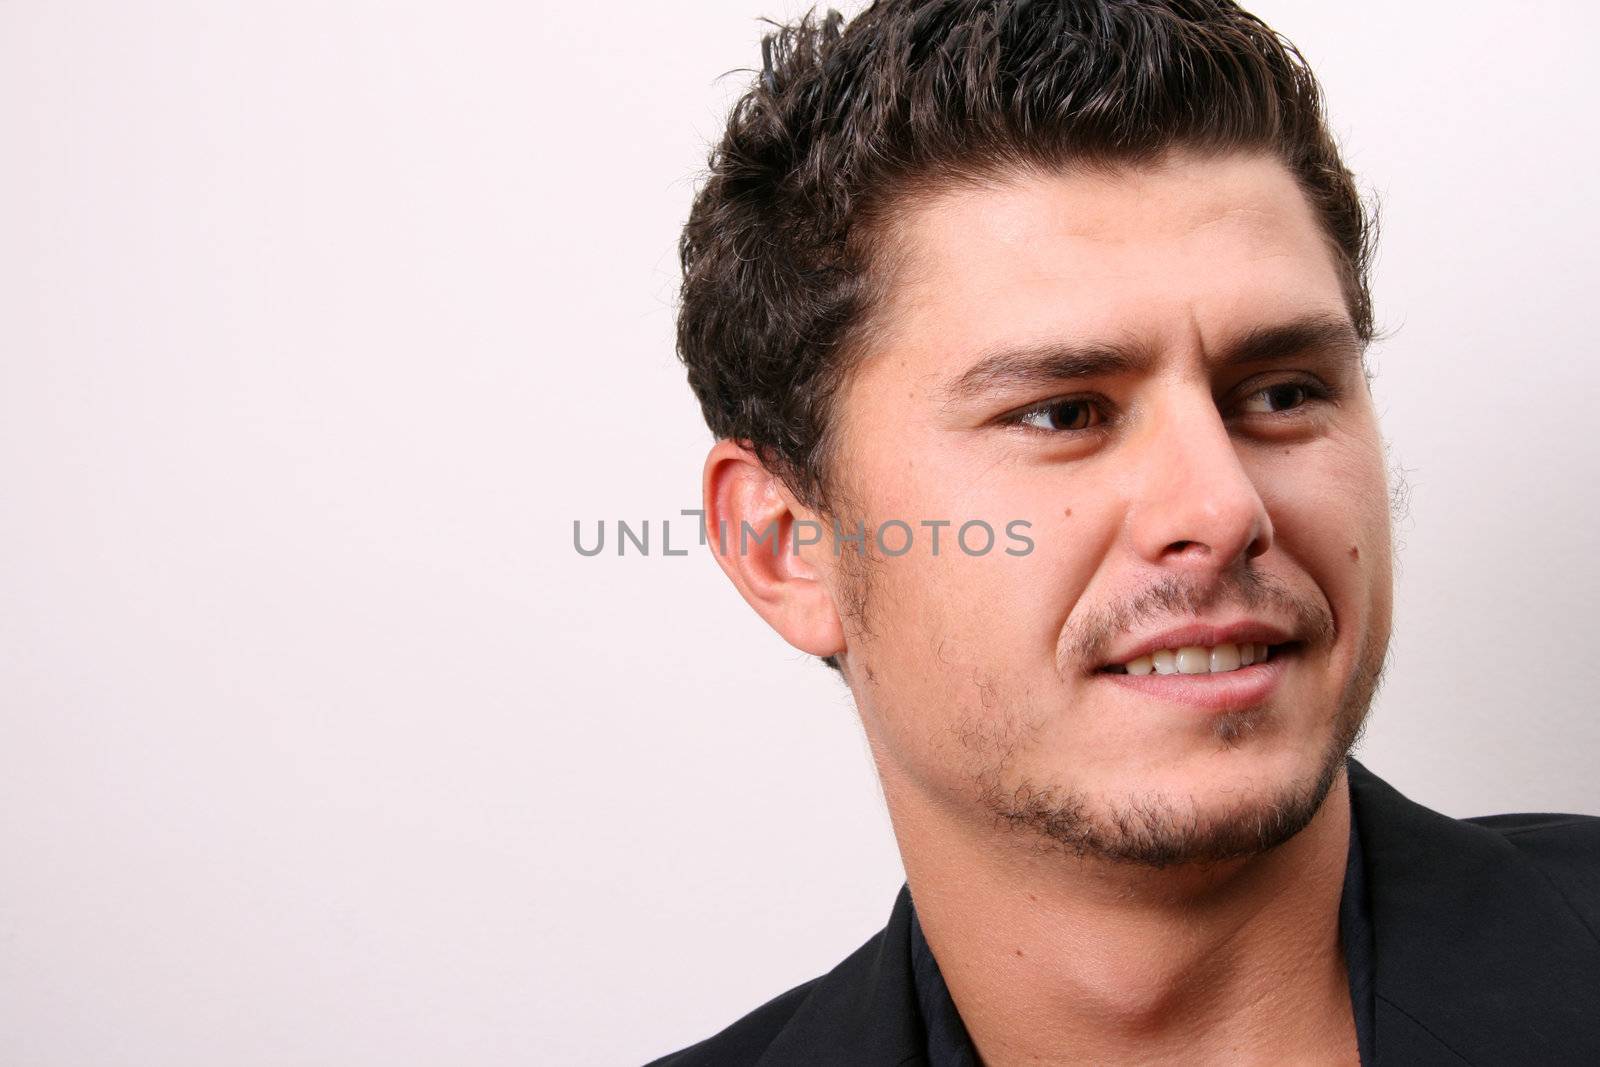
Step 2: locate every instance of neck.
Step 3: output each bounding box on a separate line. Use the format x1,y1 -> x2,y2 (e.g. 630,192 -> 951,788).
886,765 -> 1357,1066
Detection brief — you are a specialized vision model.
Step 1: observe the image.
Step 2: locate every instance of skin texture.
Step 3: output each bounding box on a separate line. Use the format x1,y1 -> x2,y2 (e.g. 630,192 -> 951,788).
703,149 -> 1394,1064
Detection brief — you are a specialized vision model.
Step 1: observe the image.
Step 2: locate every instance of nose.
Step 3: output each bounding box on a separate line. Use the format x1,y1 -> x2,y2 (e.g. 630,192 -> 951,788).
1124,387 -> 1273,573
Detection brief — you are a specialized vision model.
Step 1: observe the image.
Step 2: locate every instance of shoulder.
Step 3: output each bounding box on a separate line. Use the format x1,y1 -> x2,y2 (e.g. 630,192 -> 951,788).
1465,810 -> 1600,937
1349,758 -> 1600,944
1466,808 -> 1600,851
642,976 -> 821,1067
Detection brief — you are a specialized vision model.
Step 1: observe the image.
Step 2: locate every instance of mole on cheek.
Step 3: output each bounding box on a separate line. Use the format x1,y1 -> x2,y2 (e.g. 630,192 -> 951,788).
1350,546 -> 1360,560
1064,507 -> 1072,518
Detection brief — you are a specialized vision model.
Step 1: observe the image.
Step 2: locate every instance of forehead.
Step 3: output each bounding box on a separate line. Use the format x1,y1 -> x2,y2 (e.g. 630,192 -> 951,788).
866,150 -> 1350,377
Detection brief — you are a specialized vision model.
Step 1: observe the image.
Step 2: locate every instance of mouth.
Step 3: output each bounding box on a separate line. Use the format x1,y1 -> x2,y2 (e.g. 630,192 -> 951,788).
1096,641 -> 1302,676
1091,642 -> 1303,713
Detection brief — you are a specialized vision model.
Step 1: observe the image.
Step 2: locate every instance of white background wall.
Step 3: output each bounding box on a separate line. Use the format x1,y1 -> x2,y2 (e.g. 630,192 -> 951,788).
1,2 -> 1595,1064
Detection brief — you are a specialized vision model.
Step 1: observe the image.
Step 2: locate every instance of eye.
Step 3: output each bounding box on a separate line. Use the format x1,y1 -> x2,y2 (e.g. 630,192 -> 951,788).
1236,379 -> 1327,416
1014,397 -> 1108,433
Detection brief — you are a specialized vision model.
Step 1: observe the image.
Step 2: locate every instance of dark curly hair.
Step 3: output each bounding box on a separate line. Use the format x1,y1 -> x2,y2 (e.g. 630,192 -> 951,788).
678,0 -> 1375,513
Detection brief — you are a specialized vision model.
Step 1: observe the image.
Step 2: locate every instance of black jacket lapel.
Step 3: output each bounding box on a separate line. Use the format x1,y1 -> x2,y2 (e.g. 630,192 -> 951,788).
757,883 -> 927,1066
1350,758 -> 1600,1065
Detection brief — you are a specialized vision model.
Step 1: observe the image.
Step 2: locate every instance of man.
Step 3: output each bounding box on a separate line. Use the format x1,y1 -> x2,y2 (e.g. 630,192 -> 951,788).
651,1 -> 1600,1063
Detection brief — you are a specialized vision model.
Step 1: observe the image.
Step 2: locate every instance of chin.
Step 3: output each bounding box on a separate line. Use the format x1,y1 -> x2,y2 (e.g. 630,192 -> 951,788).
982,727 -> 1351,869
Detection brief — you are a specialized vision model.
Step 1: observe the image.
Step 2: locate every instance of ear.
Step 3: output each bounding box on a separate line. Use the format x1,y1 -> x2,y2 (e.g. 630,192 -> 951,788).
702,439 -> 846,660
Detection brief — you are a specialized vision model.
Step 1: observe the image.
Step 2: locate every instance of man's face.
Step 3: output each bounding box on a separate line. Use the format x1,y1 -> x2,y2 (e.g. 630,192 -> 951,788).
825,149 -> 1394,866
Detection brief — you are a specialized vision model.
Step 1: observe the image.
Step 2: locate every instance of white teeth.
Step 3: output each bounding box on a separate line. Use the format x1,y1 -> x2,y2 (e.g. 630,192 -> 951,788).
1210,643 -> 1241,672
1112,641 -> 1276,675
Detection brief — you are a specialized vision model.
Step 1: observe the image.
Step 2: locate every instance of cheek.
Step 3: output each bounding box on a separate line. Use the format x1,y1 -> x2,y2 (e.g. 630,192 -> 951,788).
855,550 -> 1065,795
1257,429 -> 1393,624
844,484 -> 1064,691
853,472 -> 1118,730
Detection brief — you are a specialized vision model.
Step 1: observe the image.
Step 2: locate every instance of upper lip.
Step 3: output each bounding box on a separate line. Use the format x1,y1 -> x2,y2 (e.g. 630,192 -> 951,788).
1097,620 -> 1298,670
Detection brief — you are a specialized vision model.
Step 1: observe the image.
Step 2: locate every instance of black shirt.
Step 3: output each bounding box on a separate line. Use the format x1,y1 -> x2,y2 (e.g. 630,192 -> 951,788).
910,796 -> 1376,1065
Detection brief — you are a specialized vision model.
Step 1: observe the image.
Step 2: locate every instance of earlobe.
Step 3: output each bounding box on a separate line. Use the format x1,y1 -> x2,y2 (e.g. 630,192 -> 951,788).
702,440 -> 847,660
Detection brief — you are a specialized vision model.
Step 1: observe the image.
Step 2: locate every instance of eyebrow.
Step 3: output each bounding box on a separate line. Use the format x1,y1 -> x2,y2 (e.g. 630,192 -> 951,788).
937,314 -> 1366,405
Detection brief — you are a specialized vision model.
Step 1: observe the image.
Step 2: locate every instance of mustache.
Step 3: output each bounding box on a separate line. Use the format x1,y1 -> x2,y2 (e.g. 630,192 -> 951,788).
1058,568 -> 1336,671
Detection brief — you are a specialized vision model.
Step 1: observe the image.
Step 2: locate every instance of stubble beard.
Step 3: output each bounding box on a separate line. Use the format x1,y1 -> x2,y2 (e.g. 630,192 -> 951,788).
972,628 -> 1390,869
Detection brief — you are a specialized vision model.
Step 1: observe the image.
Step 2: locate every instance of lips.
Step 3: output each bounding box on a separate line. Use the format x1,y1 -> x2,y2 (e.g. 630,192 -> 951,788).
1093,642 -> 1299,713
